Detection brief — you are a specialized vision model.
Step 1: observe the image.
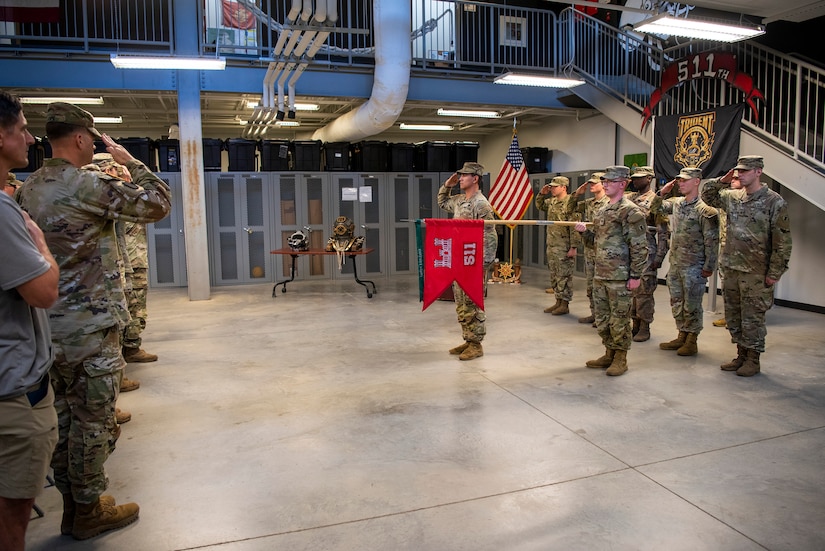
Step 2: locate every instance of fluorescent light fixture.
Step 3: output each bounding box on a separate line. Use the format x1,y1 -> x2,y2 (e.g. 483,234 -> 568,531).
633,14 -> 765,42
399,123 -> 453,131
93,116 -> 122,124
493,72 -> 584,88
246,101 -> 259,109
294,103 -> 320,111
110,54 -> 226,70
437,108 -> 501,119
21,96 -> 104,105
275,121 -> 301,127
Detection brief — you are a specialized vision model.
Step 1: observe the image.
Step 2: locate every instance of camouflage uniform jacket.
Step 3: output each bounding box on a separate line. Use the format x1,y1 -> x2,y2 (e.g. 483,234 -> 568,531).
580,197 -> 648,281
701,179 -> 792,280
438,184 -> 498,264
535,193 -> 576,250
18,158 -> 172,338
654,195 -> 719,272
627,189 -> 670,268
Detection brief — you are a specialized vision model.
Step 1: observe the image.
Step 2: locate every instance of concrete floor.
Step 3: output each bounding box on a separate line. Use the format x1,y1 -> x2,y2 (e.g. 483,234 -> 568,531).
25,267 -> 825,551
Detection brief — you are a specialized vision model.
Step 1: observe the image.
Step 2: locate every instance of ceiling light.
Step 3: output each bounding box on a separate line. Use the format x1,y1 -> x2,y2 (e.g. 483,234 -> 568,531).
633,14 -> 765,42
275,121 -> 300,127
400,123 -> 453,131
437,108 -> 501,119
295,103 -> 320,111
93,116 -> 122,124
21,96 -> 104,105
246,101 -> 259,109
493,72 -> 584,88
110,54 -> 226,70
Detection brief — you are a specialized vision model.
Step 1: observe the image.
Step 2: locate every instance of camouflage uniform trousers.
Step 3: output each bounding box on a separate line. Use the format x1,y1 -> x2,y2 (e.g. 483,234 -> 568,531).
630,269 -> 657,324
122,267 -> 149,350
723,269 -> 774,353
666,265 -> 707,334
545,246 -> 574,302
453,273 -> 490,344
584,248 -> 596,314
593,279 -> 633,351
50,326 -> 124,503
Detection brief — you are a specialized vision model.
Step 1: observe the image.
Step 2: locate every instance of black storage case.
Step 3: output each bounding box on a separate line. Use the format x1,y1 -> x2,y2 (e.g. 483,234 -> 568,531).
157,139 -> 181,172
415,141 -> 452,172
118,137 -> 156,171
27,139 -> 45,171
323,142 -> 350,171
521,147 -> 552,173
350,141 -> 388,172
452,141 -> 479,168
260,139 -> 291,171
388,143 -> 415,171
226,138 -> 257,171
202,138 -> 223,171
292,140 -> 322,171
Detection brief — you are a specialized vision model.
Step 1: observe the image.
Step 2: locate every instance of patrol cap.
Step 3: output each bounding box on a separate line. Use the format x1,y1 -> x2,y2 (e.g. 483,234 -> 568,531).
92,152 -> 114,164
630,166 -> 655,178
456,161 -> 484,176
677,167 -> 702,179
46,102 -> 101,138
587,171 -> 605,183
549,175 -> 569,187
601,165 -> 630,180
734,155 -> 764,170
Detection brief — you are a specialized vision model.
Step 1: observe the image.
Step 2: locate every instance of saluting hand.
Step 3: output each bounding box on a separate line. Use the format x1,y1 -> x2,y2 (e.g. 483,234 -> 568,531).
102,133 -> 137,167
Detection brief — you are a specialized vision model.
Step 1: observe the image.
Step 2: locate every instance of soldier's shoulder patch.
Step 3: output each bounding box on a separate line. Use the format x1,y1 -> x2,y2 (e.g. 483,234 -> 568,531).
626,207 -> 645,225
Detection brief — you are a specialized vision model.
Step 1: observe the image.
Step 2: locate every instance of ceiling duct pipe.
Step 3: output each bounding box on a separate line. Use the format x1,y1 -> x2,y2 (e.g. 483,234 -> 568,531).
312,0 -> 411,143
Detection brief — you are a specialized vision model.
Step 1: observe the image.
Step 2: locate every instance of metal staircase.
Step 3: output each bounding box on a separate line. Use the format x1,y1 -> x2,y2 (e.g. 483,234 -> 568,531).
558,8 -> 825,211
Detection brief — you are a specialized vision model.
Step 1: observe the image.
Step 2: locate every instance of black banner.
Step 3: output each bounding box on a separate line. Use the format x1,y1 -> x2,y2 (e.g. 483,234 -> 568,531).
653,103 -> 746,181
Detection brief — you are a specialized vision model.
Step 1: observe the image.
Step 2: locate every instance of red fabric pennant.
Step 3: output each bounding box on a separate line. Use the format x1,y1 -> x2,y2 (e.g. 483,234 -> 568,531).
422,219 -> 484,311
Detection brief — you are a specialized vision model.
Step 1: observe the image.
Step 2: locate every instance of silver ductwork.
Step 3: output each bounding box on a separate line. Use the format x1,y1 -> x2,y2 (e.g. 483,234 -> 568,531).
312,0 -> 411,143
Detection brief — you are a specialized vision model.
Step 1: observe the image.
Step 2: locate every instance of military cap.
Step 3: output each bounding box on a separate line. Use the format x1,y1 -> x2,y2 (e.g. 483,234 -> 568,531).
549,175 -> 569,187
46,102 -> 101,138
587,171 -> 605,183
456,161 -> 484,176
630,166 -> 655,178
601,165 -> 630,180
677,167 -> 702,179
734,155 -> 764,170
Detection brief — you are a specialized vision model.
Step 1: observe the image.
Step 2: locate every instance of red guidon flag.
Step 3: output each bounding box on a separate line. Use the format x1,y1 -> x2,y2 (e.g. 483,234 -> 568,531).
422,219 -> 484,311
222,0 -> 256,30
0,0 -> 60,23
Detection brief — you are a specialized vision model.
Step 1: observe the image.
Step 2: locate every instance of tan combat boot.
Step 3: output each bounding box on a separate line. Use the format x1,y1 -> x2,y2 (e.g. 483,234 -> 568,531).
551,300 -> 569,315
632,321 -> 650,342
578,314 -> 595,324
72,497 -> 139,540
659,331 -> 687,350
449,342 -> 469,355
606,350 -> 628,376
122,348 -> 158,363
713,318 -> 727,327
677,333 -> 698,356
545,288 -> 554,294
62,495 -> 116,536
544,299 -> 561,313
459,342 -> 483,361
736,349 -> 761,377
119,376 -> 140,392
721,345 -> 747,371
586,348 -> 614,368
115,407 -> 131,424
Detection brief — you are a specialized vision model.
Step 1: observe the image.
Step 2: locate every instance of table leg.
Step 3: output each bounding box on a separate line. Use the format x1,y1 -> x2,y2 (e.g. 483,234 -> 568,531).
348,254 -> 376,298
272,254 -> 298,297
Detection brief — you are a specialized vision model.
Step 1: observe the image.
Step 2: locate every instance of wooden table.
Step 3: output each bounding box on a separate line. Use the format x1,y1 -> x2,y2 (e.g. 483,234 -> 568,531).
269,248 -> 377,298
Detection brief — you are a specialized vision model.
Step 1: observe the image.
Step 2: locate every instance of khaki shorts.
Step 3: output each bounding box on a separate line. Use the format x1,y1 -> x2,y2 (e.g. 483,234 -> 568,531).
0,383 -> 58,499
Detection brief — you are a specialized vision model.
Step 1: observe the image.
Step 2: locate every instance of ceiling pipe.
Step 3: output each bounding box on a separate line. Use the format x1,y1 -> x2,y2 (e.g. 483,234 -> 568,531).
312,0 -> 411,143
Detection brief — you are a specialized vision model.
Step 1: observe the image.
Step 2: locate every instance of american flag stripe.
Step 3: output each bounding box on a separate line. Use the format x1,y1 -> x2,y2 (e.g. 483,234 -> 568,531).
489,133 -> 533,221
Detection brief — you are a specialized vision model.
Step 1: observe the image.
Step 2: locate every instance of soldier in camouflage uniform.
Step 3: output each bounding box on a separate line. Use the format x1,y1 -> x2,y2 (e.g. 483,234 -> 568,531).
575,166 -> 648,376
652,168 -> 719,356
92,155 -> 157,365
17,103 -> 171,540
572,172 -> 608,325
701,155 -> 792,377
438,162 -> 498,361
626,166 -> 670,342
535,175 -> 577,315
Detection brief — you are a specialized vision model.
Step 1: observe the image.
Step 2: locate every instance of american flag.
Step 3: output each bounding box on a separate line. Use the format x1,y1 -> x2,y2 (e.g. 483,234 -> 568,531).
488,133 -> 533,221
